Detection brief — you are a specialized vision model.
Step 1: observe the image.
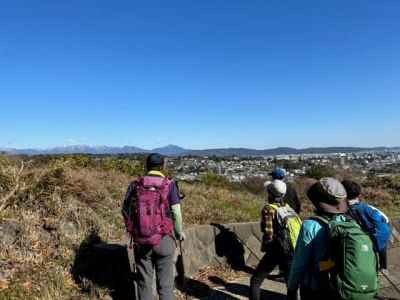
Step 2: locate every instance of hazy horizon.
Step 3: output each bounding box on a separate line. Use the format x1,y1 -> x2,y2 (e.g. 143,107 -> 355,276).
1,143 -> 399,152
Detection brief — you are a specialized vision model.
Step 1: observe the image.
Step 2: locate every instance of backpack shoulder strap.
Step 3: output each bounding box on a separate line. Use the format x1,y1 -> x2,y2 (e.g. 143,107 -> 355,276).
348,204 -> 364,225
163,177 -> 173,186
133,176 -> 145,187
159,177 -> 174,206
309,215 -> 330,227
269,204 -> 279,211
309,216 -> 335,272
283,203 -> 298,215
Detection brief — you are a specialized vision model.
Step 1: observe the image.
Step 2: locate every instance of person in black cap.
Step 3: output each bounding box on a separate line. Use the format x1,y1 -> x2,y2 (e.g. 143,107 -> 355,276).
269,168 -> 301,214
122,153 -> 184,300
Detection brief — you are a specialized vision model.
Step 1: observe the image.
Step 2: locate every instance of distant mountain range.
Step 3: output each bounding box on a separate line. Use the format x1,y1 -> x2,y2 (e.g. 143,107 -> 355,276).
1,145 -> 399,156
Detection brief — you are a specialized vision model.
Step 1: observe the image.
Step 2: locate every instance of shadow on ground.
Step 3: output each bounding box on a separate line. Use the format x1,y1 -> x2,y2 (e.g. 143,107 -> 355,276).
176,275 -> 285,300
210,276 -> 286,300
176,240 -> 283,300
212,223 -> 254,274
71,230 -> 136,300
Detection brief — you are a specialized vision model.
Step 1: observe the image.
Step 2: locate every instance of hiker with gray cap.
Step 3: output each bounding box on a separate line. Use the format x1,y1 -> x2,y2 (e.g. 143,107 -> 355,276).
250,180 -> 302,300
287,178 -> 379,300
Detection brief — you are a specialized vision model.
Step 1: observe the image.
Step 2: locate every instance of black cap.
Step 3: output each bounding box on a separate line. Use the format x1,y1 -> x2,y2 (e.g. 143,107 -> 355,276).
146,153 -> 165,170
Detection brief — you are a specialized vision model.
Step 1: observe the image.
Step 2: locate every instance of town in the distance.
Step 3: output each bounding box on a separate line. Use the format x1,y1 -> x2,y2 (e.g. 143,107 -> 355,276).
4,146 -> 399,183
0,145 -> 400,183
170,150 -> 400,183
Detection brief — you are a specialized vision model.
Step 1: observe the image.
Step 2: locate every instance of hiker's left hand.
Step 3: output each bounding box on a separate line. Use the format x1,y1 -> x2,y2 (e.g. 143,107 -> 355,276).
177,232 -> 186,241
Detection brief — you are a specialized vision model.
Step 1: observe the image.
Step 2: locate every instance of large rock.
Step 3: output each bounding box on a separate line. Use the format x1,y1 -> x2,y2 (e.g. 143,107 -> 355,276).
59,220 -> 80,237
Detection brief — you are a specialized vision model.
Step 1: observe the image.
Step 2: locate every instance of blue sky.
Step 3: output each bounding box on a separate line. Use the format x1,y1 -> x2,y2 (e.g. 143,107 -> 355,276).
1,1 -> 399,149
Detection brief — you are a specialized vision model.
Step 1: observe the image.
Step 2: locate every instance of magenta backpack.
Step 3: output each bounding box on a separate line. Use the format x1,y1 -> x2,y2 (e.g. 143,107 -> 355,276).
126,176 -> 174,246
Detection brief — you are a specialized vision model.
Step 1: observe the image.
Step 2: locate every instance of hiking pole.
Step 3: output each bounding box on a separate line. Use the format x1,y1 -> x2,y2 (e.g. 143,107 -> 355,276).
380,270 -> 400,295
234,235 -> 262,261
210,223 -> 263,261
391,227 -> 400,244
381,227 -> 400,295
128,236 -> 139,300
178,240 -> 189,300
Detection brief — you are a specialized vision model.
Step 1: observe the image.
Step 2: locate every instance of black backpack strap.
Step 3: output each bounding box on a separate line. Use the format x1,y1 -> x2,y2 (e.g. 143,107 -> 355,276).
308,216 -> 335,278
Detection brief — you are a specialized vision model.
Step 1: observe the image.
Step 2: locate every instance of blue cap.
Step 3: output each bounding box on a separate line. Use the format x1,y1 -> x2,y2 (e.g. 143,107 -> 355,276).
269,168 -> 286,179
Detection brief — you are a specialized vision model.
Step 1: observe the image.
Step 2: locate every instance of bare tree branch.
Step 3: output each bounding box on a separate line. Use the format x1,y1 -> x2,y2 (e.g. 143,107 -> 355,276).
0,183 -> 20,211
0,161 -> 25,212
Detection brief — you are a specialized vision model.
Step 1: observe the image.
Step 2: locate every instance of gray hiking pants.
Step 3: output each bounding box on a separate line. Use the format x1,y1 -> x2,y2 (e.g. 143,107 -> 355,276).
134,235 -> 176,300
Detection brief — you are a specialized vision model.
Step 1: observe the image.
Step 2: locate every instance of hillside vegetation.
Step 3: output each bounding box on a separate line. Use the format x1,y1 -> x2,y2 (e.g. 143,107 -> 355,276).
0,156 -> 261,299
0,155 -> 398,299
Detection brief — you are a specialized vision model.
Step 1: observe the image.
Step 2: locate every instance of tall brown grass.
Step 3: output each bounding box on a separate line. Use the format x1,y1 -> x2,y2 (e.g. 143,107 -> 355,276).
0,155 -> 398,299
0,157 -> 262,299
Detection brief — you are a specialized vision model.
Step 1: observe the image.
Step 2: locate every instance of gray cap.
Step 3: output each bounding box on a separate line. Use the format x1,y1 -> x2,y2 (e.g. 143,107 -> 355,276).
308,177 -> 348,214
320,177 -> 347,199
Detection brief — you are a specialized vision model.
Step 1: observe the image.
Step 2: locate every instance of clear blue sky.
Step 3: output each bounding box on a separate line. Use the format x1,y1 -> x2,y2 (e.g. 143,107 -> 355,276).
1,1 -> 399,149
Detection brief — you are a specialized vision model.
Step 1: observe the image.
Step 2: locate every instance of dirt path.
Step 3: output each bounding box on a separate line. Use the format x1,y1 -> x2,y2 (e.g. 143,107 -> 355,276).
184,246 -> 400,300
208,275 -> 286,300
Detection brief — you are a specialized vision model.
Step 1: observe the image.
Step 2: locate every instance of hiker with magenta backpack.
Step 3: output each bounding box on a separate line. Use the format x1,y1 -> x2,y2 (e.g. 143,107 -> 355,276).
250,180 -> 302,300
341,180 -> 391,273
287,178 -> 379,300
122,153 -> 185,300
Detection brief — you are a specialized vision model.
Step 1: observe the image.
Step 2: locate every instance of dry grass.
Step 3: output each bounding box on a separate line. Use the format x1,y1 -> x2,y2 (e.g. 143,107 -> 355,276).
0,158 -> 131,299
181,182 -> 262,225
0,155 -> 398,299
0,157 -> 262,299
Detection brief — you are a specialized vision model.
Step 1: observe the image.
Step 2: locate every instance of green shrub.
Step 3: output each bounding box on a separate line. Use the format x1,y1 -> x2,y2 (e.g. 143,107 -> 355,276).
240,176 -> 266,195
305,165 -> 335,180
200,172 -> 232,188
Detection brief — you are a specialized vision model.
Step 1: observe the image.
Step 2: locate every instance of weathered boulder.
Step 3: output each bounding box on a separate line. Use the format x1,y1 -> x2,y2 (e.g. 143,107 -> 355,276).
59,220 -> 80,237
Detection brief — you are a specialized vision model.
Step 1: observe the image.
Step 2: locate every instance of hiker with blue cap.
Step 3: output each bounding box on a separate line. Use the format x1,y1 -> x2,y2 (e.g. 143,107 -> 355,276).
269,168 -> 301,214
250,180 -> 302,300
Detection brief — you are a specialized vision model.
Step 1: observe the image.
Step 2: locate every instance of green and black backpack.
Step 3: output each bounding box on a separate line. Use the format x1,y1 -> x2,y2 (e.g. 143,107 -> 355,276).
311,215 -> 379,300
270,203 -> 302,257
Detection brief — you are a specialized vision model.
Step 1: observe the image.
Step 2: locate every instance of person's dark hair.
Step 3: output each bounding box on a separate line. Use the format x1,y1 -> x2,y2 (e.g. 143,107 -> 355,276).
341,180 -> 361,200
145,153 -> 165,171
307,181 -> 337,207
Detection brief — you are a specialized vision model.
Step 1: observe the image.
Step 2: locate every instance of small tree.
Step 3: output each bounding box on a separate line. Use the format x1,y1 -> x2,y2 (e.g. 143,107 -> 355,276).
306,165 -> 335,180
241,176 -> 266,195
200,172 -> 231,188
